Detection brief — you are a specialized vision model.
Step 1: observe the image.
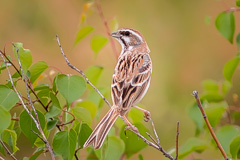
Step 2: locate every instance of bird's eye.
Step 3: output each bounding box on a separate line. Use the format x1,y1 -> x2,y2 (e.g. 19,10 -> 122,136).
125,31 -> 130,36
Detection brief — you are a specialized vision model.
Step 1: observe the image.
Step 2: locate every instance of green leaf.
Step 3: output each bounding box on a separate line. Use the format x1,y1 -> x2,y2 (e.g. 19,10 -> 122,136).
19,110 -> 46,145
45,105 -> 62,119
85,65 -> 104,87
202,79 -> 219,92
12,42 -> 32,73
201,92 -> 223,102
222,80 -> 232,95
120,123 -> 148,158
37,88 -> 50,106
236,0 -> 240,7
110,17 -> 119,32
201,79 -> 225,102
47,119 -> 58,130
103,136 -> 125,160
29,61 -> 48,83
188,102 -> 204,135
29,148 -> 44,160
138,154 -> 144,160
2,129 -> 19,152
74,26 -> 94,45
216,125 -> 240,154
78,123 -> 92,148
179,137 -> 208,159
34,84 -> 49,91
50,92 -> 61,109
86,149 -> 99,160
230,135 -> 240,159
205,102 -> 227,127
14,126 -> 21,138
91,35 -> 108,57
0,106 -> 11,135
0,142 -> 5,156
56,74 -> 86,106
0,62 -> 11,71
0,85 -> 19,111
71,106 -> 92,126
53,129 -> 77,160
215,11 -> 235,44
204,16 -> 211,25
75,100 -> 97,118
223,53 -> 240,82
128,107 -> 144,123
236,32 -> 240,49
88,87 -> 110,108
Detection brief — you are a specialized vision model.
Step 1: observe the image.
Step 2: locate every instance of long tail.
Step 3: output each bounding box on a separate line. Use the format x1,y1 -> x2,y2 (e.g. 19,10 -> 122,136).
83,106 -> 119,149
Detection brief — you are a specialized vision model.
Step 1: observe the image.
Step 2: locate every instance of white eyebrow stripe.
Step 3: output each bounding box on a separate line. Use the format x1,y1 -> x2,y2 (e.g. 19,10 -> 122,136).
121,29 -> 143,42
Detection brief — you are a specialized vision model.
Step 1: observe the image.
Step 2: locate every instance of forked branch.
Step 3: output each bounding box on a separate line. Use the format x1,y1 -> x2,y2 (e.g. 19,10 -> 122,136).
192,90 -> 229,160
0,47 -> 55,160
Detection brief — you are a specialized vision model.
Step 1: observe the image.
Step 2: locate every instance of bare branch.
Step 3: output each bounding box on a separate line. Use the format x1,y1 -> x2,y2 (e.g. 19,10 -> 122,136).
149,118 -> 160,146
225,7 -> 240,13
31,130 -> 46,143
192,90 -> 229,160
74,147 -> 81,160
175,121 -> 179,160
127,128 -> 174,160
95,0 -> 118,59
0,140 -> 17,160
0,155 -> 5,160
11,117 -> 19,121
12,43 -> 55,160
146,132 -> 158,145
56,34 -> 111,107
0,47 -> 55,160
57,107 -> 76,129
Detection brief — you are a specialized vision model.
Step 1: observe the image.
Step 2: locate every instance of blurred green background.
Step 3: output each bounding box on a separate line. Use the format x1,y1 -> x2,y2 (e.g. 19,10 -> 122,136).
0,0 -> 239,159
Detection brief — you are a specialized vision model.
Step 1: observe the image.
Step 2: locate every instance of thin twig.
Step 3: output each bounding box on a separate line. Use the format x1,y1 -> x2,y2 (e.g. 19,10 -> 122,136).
46,91 -> 59,110
57,109 -> 76,127
11,117 -> 19,121
225,7 -> 240,13
56,35 -> 111,107
74,147 -> 81,160
0,140 -> 17,160
175,121 -> 179,160
0,155 -> 5,160
127,128 -> 174,160
149,118 -> 160,146
95,0 -> 118,59
31,130 -> 46,143
146,132 -> 158,145
192,90 -> 229,160
12,44 -> 55,160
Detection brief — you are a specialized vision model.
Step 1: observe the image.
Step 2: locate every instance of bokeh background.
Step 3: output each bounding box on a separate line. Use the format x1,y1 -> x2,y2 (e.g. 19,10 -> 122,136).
0,0 -> 239,159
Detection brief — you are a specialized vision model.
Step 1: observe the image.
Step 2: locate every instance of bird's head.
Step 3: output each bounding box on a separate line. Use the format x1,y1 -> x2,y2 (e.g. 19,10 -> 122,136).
111,28 -> 149,54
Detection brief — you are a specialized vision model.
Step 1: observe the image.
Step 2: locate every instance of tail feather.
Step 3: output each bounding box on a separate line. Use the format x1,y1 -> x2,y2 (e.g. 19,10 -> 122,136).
83,107 -> 119,149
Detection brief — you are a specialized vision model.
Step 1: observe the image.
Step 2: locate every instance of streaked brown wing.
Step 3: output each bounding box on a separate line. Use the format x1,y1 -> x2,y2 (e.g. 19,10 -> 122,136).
111,52 -> 152,115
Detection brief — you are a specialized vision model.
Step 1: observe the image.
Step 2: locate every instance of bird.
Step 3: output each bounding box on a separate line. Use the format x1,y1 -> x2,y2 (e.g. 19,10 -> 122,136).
83,28 -> 152,149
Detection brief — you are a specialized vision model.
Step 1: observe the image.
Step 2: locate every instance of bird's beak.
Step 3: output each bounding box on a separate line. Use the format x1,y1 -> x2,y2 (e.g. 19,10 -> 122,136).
111,31 -> 121,38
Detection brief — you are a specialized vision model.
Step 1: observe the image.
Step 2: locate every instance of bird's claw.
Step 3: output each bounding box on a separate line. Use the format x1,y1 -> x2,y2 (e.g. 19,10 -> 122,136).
144,110 -> 151,122
124,125 -> 139,135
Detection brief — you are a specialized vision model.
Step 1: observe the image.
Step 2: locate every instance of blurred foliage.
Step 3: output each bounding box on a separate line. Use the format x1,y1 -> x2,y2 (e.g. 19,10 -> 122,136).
0,0 -> 240,160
